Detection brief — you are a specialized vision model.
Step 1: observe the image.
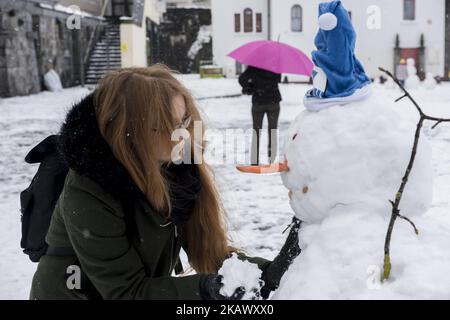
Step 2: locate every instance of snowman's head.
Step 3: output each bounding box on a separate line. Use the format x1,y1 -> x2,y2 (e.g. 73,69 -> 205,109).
279,99 -> 433,223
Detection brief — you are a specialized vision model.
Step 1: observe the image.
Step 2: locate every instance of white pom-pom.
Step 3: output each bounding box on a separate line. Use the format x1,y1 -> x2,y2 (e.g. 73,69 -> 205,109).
318,13 -> 338,31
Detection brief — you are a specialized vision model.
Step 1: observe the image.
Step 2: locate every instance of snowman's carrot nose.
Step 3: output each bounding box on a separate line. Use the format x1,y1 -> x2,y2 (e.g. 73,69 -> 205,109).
236,160 -> 289,174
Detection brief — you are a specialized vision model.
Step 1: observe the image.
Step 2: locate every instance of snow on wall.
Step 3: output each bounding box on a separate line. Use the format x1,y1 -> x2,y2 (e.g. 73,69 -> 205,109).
188,25 -> 212,60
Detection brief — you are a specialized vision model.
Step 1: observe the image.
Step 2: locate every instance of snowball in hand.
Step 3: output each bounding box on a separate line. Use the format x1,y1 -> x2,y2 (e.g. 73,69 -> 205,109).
281,95 -> 433,223
218,253 -> 262,300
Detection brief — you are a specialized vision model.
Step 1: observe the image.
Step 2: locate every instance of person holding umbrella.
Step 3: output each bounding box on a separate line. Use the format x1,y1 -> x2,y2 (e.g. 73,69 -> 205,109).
229,40 -> 313,166
239,66 -> 282,165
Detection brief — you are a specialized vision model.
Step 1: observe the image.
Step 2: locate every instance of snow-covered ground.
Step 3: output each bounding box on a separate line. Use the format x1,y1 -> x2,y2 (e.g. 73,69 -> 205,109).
1,76 -> 449,299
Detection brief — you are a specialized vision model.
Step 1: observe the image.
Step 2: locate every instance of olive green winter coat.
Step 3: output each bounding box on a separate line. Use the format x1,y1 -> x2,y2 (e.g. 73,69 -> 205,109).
30,94 -> 268,300
31,169 -> 206,300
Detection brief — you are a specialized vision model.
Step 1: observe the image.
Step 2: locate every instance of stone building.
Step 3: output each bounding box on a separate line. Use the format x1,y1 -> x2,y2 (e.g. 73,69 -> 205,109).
0,0 -> 214,97
0,0 -> 104,97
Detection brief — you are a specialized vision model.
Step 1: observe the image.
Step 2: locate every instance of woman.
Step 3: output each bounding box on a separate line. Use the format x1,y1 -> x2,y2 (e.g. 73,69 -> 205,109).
239,66 -> 282,165
30,65 -> 296,300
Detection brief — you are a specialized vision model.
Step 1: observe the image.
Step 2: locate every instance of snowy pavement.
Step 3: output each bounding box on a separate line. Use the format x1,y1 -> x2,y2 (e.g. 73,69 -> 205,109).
1,76 -> 450,299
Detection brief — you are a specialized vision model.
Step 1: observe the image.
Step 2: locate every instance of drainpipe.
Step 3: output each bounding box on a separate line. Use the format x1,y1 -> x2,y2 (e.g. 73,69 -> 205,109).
268,0 -> 271,40
78,30 -> 85,88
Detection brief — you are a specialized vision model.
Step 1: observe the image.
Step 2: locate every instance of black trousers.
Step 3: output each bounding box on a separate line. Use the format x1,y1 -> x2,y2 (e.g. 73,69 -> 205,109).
251,102 -> 280,165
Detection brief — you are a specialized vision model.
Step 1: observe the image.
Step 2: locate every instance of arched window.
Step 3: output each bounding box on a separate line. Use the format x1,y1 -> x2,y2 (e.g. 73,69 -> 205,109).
291,5 -> 303,32
403,0 -> 415,20
244,8 -> 253,33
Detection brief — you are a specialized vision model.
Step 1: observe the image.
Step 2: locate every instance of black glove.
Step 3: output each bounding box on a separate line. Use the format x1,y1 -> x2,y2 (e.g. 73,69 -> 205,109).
199,274 -> 245,300
260,217 -> 302,299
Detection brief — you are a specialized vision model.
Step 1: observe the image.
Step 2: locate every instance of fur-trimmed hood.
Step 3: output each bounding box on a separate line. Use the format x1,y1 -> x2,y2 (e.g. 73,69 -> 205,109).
58,94 -> 144,202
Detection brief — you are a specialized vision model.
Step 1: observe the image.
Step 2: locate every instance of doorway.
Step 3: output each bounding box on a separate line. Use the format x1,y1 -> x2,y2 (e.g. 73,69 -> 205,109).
400,48 -> 423,79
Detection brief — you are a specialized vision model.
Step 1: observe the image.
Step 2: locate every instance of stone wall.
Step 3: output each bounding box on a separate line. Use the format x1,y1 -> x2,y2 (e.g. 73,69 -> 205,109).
33,14 -> 94,88
0,9 -> 40,97
0,1 -> 101,97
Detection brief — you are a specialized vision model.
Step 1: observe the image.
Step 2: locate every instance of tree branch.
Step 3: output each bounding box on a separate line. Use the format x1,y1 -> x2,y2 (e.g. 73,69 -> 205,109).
379,67 -> 450,281
379,67 -> 425,116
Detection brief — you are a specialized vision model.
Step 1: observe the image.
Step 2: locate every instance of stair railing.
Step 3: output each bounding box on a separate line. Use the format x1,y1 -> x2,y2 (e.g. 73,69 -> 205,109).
83,0 -> 110,66
106,32 -> 111,71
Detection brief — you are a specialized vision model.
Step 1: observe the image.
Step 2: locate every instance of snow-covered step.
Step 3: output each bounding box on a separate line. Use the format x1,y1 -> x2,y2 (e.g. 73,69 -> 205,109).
92,45 -> 119,48
87,68 -> 120,73
88,61 -> 122,70
95,42 -> 121,47
90,54 -> 121,58
91,54 -> 121,58
91,50 -> 121,54
88,63 -> 121,67
87,66 -> 120,70
87,63 -> 122,68
92,47 -> 121,52
87,68 -> 121,74
88,59 -> 121,64
91,50 -> 120,54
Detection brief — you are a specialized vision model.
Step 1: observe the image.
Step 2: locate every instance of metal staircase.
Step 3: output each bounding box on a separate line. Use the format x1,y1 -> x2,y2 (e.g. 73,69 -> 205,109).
85,23 -> 122,85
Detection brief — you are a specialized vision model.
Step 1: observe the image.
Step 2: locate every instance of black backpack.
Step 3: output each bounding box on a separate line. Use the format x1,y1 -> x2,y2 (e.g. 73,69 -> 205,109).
19,135 -> 143,263
20,135 -> 69,262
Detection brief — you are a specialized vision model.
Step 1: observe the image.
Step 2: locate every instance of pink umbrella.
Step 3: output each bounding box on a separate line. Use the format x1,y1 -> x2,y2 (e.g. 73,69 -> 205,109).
228,40 -> 313,76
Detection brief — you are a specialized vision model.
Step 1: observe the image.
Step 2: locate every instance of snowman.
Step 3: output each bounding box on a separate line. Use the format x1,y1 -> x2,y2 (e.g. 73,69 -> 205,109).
404,58 -> 421,90
423,72 -> 437,90
275,0 -> 432,222
238,0 -> 450,299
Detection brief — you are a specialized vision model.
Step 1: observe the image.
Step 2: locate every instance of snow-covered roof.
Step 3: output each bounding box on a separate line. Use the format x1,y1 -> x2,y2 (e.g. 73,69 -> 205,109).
38,2 -> 103,19
166,2 -> 210,10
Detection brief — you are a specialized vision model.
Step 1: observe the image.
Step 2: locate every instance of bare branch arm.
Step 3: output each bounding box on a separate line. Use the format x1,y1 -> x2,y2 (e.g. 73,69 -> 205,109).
378,67 -> 450,281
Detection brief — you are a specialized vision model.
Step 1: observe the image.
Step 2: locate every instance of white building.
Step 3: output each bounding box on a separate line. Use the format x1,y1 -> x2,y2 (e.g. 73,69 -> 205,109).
211,0 -> 447,79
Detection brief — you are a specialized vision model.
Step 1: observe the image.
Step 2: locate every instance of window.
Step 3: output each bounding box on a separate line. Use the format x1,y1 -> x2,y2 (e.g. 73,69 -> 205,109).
403,0 -> 415,21
111,0 -> 133,17
56,19 -> 64,40
256,13 -> 262,32
291,5 -> 303,32
234,13 -> 241,32
244,8 -> 253,32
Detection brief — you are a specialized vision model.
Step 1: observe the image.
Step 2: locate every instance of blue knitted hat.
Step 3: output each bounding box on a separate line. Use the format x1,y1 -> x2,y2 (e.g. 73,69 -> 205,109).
306,0 -> 371,100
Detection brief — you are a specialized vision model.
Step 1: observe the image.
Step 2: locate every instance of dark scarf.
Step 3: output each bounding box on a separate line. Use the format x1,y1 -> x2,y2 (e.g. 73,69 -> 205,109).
163,163 -> 202,226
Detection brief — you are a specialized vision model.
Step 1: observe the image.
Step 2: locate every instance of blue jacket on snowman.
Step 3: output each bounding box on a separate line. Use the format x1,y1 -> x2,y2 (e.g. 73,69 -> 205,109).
305,0 -> 372,112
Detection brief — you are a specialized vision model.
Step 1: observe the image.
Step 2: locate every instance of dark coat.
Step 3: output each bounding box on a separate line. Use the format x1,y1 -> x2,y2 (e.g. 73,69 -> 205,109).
238,66 -> 282,105
29,94 -> 268,300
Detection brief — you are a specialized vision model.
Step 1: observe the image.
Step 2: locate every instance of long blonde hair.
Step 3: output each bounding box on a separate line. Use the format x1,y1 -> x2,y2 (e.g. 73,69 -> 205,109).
94,65 -> 233,273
